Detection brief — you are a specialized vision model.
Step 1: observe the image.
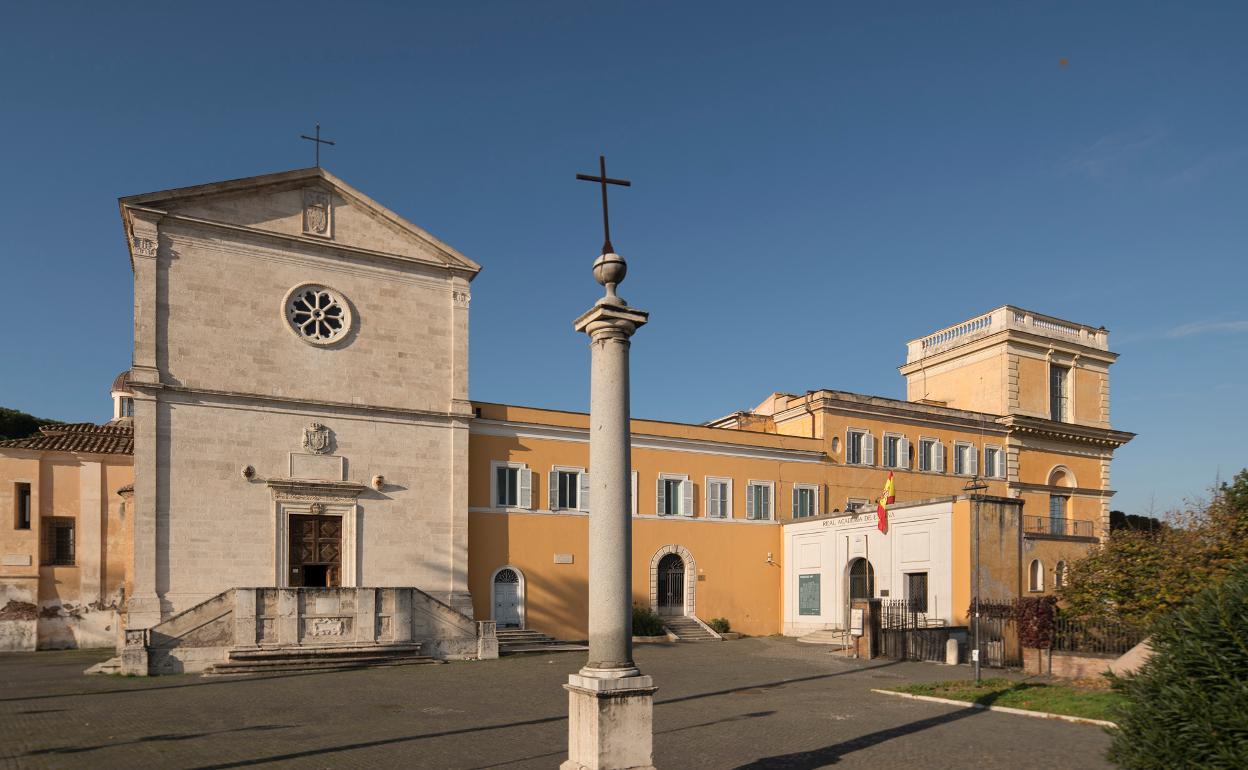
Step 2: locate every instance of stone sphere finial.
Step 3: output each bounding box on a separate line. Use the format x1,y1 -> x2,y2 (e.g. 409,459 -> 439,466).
593,252 -> 627,303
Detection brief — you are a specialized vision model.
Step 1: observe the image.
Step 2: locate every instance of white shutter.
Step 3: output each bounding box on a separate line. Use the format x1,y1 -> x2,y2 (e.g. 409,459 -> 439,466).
579,472 -> 590,512
970,448 -> 979,477
519,467 -> 532,509
863,433 -> 875,466
792,487 -> 799,518
935,442 -> 945,473
549,470 -> 559,510
656,477 -> 666,516
815,485 -> 822,516
682,479 -> 693,517
899,438 -> 910,470
763,484 -> 772,520
707,481 -> 720,517
746,484 -> 755,520
631,471 -> 638,516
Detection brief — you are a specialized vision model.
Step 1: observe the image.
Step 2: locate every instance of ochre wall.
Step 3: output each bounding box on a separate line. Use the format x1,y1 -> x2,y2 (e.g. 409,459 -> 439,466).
468,511 -> 782,640
905,350 -> 1006,414
1073,368 -> 1105,426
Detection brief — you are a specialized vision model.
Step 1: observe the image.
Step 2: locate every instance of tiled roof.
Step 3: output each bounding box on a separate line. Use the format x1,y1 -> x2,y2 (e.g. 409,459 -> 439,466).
0,422 -> 133,455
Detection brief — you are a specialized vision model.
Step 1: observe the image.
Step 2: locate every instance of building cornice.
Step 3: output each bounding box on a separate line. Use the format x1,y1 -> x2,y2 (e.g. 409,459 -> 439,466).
771,392 -> 1008,434
1001,415 -> 1134,449
470,419 -> 827,464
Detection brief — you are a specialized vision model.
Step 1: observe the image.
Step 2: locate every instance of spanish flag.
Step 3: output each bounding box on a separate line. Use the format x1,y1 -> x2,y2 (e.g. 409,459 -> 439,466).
877,471 -> 895,533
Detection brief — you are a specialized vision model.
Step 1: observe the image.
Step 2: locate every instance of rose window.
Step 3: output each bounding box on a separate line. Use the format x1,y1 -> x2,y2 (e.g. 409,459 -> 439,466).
284,284 -> 352,345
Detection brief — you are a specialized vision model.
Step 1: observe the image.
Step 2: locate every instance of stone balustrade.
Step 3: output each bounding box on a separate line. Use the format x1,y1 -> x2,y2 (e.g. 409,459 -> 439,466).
905,305 -> 1110,362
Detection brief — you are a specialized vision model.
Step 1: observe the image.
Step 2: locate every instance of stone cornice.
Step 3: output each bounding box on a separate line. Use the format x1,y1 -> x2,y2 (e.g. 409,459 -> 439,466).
1011,481 -> 1117,498
126,381 -> 469,427
266,478 -> 367,501
1001,415 -> 1134,449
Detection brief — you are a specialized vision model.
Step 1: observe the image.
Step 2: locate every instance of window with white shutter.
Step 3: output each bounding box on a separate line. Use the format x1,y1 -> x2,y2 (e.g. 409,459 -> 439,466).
862,432 -> 875,466
579,472 -> 590,512
898,437 -> 911,470
934,441 -> 946,473
747,481 -> 773,520
658,474 -> 689,516
518,467 -> 532,509
793,484 -> 818,518
704,477 -> 731,518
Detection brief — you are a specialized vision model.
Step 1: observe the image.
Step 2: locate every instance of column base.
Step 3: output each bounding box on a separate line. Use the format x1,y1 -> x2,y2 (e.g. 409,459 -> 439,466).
563,673 -> 657,770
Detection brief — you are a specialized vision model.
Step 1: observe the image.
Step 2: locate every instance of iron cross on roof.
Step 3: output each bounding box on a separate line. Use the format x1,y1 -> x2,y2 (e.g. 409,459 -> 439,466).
300,123 -> 336,167
576,155 -> 631,255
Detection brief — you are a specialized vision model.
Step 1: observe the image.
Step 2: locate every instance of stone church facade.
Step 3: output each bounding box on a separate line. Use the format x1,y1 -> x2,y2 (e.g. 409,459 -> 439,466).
0,167 -> 1134,666
120,168 -> 479,630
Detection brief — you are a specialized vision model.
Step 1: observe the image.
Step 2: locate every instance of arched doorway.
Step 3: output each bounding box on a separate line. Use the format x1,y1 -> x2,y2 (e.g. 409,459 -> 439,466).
657,553 -> 686,615
847,558 -> 875,602
491,566 -> 524,628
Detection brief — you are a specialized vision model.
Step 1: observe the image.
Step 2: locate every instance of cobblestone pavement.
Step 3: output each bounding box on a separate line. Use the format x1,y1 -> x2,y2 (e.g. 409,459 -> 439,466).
0,638 -> 1113,769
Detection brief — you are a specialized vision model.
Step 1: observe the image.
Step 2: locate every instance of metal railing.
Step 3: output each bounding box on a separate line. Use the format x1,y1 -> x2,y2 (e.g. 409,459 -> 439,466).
1023,515 -> 1094,538
1053,616 -> 1147,655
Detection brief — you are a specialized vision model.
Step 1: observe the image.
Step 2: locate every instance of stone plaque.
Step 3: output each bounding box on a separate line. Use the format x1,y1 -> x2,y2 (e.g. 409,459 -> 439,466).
314,595 -> 338,615
289,453 -> 345,481
553,553 -> 574,564
850,608 -> 865,636
2,554 -> 32,566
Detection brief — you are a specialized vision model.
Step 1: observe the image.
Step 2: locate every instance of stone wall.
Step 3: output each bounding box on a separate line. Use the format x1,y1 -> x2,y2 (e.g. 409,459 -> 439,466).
1023,647 -> 1119,679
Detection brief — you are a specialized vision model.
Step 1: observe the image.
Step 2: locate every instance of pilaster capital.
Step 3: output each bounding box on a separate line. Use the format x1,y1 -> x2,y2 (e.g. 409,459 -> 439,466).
126,207 -> 165,260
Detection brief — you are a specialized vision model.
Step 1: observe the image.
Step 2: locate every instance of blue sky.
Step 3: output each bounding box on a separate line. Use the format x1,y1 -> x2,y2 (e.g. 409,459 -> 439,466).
2,2 -> 1245,516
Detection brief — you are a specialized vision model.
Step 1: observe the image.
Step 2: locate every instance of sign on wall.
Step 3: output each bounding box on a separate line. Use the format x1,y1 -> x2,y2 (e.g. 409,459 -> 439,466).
798,574 -> 821,616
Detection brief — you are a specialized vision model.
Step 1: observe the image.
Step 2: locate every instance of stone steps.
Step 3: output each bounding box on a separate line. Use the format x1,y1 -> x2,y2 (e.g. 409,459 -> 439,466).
84,656 -> 122,675
495,628 -> 588,655
662,616 -> 721,642
204,643 -> 438,676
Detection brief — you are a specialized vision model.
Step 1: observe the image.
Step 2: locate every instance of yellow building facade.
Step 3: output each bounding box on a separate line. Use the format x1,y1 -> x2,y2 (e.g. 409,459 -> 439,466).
468,306 -> 1133,642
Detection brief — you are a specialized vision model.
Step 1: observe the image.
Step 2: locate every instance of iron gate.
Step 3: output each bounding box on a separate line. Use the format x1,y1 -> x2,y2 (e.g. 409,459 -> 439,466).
879,599 -> 951,662
657,553 -> 685,613
971,600 -> 1023,668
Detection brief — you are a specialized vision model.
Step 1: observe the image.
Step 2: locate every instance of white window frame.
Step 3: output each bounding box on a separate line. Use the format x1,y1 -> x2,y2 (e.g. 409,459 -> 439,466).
792,483 -> 820,519
983,445 -> 1004,480
882,432 -> 910,470
631,471 -> 638,516
846,428 -> 875,466
917,436 -> 938,473
549,465 -> 589,512
491,461 -> 532,510
953,441 -> 977,477
1029,558 -> 1045,592
704,476 -> 733,519
745,480 -> 775,521
657,473 -> 693,517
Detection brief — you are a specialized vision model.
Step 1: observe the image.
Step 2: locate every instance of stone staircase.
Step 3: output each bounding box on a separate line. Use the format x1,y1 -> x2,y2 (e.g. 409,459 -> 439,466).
495,628 -> 588,655
203,643 -> 439,676
662,615 -> 721,642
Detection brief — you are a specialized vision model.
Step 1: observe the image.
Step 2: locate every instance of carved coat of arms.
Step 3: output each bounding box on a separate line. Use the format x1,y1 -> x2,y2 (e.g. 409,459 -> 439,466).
302,422 -> 333,455
303,190 -> 330,235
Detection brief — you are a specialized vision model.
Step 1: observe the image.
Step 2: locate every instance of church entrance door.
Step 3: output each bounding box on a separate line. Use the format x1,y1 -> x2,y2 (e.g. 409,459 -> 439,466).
289,514 -> 341,587
657,553 -> 686,615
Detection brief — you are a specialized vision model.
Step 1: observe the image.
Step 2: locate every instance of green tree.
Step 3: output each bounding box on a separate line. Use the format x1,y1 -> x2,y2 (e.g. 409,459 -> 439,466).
0,406 -> 61,440
1059,470 -> 1248,627
1107,565 -> 1248,769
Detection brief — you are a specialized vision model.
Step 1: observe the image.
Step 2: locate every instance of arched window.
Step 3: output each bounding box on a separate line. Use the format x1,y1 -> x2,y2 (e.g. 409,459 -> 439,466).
848,558 -> 875,600
1029,559 -> 1044,592
1054,561 -> 1067,589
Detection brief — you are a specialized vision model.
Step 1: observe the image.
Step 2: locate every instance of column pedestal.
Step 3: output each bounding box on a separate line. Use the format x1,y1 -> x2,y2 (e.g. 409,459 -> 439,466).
561,673 -> 658,770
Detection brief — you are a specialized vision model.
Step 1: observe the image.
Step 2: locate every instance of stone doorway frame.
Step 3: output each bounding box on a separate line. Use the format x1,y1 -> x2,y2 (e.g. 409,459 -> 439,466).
489,564 -> 526,629
649,544 -> 697,617
268,479 -> 365,589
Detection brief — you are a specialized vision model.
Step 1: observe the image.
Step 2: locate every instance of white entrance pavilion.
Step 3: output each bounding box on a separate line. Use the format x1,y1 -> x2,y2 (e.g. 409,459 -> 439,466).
782,498 -> 955,636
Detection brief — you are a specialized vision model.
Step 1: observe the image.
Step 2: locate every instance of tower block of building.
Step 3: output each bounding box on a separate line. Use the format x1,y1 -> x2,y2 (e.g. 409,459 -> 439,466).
899,306 -> 1132,536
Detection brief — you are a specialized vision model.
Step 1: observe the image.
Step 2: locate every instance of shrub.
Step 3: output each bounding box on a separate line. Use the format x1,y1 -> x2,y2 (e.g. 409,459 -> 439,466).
1014,596 -> 1058,649
708,617 -> 731,634
1107,565 -> 1248,769
632,604 -> 665,636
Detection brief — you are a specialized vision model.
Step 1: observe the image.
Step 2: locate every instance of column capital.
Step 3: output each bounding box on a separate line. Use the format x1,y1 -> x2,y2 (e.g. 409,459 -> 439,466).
573,301 -> 649,342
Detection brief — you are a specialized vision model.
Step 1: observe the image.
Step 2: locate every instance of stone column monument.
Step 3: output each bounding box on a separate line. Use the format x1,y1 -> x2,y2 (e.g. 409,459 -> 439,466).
563,244 -> 655,769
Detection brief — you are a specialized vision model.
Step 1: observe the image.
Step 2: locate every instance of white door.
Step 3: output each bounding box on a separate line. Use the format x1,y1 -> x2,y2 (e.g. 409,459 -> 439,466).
493,568 -> 522,628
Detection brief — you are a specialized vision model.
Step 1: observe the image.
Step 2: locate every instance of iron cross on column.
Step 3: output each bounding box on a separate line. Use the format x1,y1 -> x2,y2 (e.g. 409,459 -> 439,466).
300,123 -> 336,167
576,155 -> 631,255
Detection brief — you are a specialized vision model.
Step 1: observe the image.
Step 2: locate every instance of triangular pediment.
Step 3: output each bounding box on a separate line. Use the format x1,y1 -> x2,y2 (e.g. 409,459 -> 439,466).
119,167 -> 479,273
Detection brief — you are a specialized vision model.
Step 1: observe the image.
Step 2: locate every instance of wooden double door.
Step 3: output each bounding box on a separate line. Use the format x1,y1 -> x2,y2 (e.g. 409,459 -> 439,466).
289,514 -> 341,588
